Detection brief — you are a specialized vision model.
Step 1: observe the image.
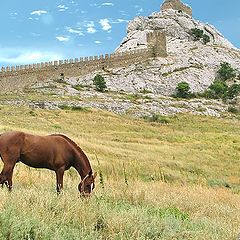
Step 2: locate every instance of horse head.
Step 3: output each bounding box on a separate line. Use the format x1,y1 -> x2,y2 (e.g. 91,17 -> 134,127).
78,170 -> 97,197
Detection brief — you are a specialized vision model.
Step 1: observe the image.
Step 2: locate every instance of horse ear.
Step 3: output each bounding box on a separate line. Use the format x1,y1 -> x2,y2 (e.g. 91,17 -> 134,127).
93,172 -> 97,179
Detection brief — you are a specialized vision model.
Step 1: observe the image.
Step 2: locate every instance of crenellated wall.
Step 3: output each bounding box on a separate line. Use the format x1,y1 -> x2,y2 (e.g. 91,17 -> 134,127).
0,31 -> 167,93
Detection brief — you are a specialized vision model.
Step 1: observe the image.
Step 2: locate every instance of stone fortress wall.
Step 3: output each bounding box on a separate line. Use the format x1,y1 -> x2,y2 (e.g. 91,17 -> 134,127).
0,31 -> 167,93
161,0 -> 192,16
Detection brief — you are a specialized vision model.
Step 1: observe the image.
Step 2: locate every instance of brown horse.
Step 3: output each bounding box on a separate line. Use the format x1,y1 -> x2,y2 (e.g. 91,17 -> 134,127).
0,131 -> 96,196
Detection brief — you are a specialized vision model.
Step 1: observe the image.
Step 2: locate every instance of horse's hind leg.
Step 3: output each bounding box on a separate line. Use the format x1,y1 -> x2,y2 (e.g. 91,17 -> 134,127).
55,167 -> 65,194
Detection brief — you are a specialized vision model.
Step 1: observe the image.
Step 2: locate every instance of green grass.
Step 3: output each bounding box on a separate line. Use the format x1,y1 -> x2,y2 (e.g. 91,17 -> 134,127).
0,105 -> 239,239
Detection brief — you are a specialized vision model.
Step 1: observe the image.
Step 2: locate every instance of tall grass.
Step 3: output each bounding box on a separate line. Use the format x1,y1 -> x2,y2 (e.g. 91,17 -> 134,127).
0,105 -> 239,239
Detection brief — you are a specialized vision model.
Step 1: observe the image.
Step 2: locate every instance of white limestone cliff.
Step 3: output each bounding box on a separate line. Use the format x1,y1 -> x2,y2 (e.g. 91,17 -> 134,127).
109,5 -> 240,95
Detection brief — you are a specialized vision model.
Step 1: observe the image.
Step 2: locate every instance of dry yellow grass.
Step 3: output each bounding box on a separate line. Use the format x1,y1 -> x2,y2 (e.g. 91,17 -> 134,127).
0,105 -> 239,239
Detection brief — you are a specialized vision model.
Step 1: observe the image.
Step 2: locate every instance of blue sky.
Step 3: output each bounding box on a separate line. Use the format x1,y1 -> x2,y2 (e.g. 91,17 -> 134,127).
0,0 -> 239,67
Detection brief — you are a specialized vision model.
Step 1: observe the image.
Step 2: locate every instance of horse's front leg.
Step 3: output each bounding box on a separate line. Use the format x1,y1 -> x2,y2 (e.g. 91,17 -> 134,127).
0,171 -> 8,186
55,167 -> 65,194
6,171 -> 13,191
0,172 -> 13,191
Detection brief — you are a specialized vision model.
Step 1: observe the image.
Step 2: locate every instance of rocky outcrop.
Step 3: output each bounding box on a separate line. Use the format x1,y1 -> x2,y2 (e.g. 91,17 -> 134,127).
161,0 -> 192,16
113,4 -> 240,95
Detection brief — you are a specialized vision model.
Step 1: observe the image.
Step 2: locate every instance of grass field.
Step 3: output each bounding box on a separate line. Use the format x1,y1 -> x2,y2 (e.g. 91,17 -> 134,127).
0,105 -> 239,239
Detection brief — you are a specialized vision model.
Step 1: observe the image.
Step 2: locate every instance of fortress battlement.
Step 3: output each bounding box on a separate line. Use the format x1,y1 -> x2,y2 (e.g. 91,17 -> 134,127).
0,31 -> 167,93
0,49 -> 150,74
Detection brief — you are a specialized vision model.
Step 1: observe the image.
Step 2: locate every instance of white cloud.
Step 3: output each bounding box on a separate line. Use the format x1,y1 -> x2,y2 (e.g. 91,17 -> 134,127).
87,27 -> 96,34
119,10 -> 128,17
115,18 -> 129,23
95,41 -> 101,44
56,36 -> 70,42
0,49 -> 63,65
86,21 -> 96,34
67,28 -> 84,36
102,2 -> 114,6
99,19 -> 112,31
57,5 -> 69,12
30,10 -> 47,16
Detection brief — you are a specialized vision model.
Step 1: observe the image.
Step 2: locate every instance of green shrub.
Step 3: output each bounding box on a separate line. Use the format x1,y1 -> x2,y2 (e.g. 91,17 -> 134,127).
175,82 -> 191,98
93,74 -> 107,92
202,34 -> 210,44
190,28 -> 203,41
143,114 -> 170,124
190,28 -> 211,45
58,105 -> 90,112
208,80 -> 228,99
203,82 -> 240,101
226,84 -> 240,99
228,106 -> 239,114
217,62 -> 236,81
201,63 -> 238,100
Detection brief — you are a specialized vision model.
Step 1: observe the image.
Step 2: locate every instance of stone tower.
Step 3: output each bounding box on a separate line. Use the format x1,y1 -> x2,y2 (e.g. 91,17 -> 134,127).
146,31 -> 167,57
161,0 -> 192,16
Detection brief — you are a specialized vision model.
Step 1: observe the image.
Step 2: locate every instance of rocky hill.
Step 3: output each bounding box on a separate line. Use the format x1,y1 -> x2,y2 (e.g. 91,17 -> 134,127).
113,1 -> 240,95
1,0 -> 240,117
46,0 -> 240,96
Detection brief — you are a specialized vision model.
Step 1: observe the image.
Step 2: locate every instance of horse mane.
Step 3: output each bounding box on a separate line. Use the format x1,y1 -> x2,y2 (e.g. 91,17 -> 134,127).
51,134 -> 83,153
50,134 -> 92,171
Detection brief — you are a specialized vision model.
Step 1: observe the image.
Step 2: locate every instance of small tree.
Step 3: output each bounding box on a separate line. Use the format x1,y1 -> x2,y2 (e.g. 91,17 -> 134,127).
226,84 -> 240,99
176,82 -> 191,98
190,28 -> 203,41
202,34 -> 210,44
93,74 -> 107,92
208,80 -> 228,99
217,62 -> 236,81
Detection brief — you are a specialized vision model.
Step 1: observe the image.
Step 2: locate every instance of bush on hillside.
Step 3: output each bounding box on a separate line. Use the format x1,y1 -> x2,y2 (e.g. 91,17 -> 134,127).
190,28 -> 203,41
190,28 -> 211,45
143,114 -> 170,124
228,106 -> 239,114
207,80 -> 228,99
217,62 -> 236,81
175,82 -> 191,98
201,63 -> 239,101
226,84 -> 240,100
202,34 -> 210,44
93,74 -> 107,92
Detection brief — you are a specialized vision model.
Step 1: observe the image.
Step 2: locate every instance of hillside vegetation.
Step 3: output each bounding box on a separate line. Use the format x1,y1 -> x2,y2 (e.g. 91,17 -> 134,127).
0,105 -> 239,239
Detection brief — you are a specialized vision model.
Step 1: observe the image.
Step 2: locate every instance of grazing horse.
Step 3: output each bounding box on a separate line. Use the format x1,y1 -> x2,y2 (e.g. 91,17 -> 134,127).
0,131 -> 96,196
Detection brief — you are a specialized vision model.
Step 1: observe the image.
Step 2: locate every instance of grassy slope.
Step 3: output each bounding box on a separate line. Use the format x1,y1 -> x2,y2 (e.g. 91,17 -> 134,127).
0,105 -> 239,239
